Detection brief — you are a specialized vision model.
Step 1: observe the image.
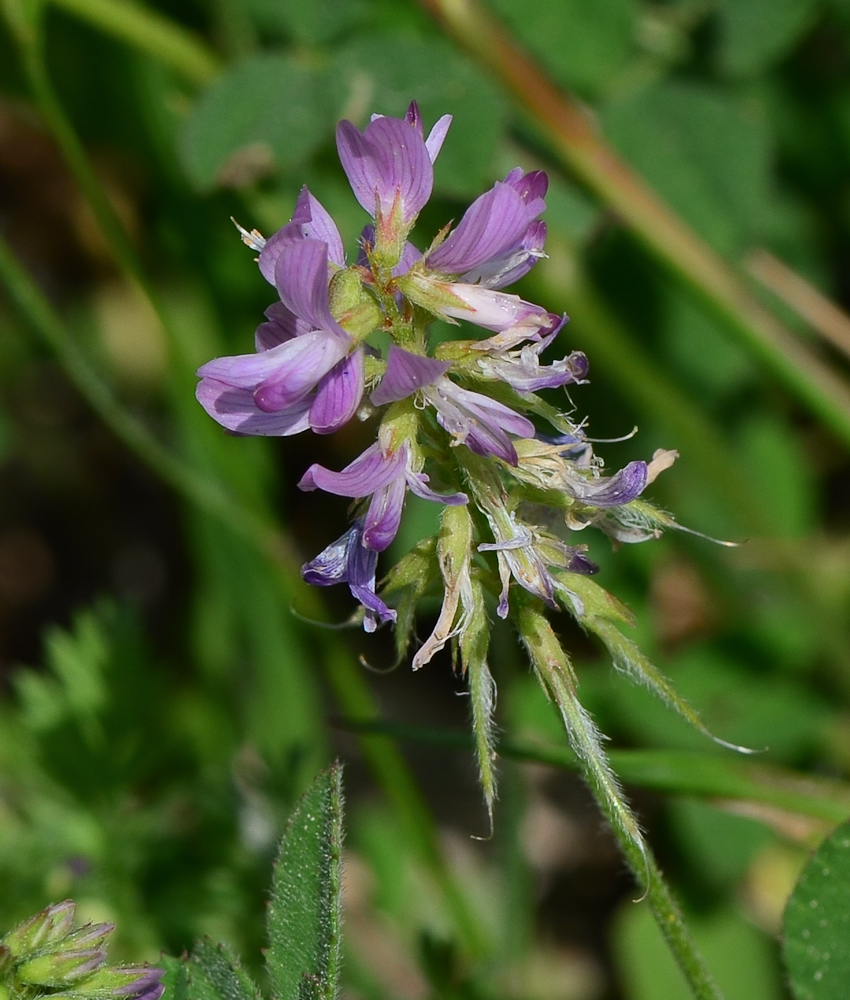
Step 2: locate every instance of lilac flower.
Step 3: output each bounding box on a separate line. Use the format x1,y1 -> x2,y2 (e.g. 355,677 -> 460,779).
255,186 -> 345,283
372,347 -> 535,464
299,438 -> 466,630
470,321 -> 587,392
563,459 -> 648,507
512,438 -> 649,507
426,168 -> 549,284
302,521 -> 396,633
336,101 -> 452,236
196,239 -> 364,435
299,439 -> 467,553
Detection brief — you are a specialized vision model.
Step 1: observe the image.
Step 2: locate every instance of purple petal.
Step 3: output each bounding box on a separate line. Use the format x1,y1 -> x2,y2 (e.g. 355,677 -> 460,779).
428,382 -> 534,465
196,378 -> 312,436
113,968 -> 166,1000
503,167 -> 548,216
371,346 -> 451,405
309,349 -> 365,434
252,330 -> 349,412
292,188 -> 345,265
273,239 -> 349,339
302,527 -> 355,585
303,524 -> 396,631
254,301 -> 307,352
336,116 -> 433,225
298,441 -> 405,497
479,348 -> 588,392
405,470 -> 467,506
346,535 -> 397,630
567,551 -> 599,574
258,188 -> 345,282
404,100 -> 422,132
427,182 -> 532,275
438,283 -> 555,334
568,461 -> 649,507
464,221 -> 548,289
362,474 -> 407,550
198,331 -> 335,390
425,114 -> 452,162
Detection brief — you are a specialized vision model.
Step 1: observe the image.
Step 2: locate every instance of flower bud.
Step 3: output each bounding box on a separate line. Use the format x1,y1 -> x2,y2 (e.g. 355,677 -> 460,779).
17,948 -> 106,986
329,268 -> 381,342
2,901 -> 76,959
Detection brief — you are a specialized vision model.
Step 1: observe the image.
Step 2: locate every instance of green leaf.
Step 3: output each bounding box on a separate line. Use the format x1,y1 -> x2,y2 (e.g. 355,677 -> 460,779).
161,956 -> 190,1000
267,763 -> 344,1000
718,0 -> 817,76
783,819 -> 850,999
180,54 -> 343,190
487,0 -> 635,93
244,0 -> 369,44
333,33 -> 506,197
602,81 -> 772,256
187,940 -> 262,1000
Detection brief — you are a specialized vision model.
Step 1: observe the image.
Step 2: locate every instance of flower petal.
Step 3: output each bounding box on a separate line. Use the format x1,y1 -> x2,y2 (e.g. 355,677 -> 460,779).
405,470 -> 468,506
196,378 -> 312,436
567,460 -> 649,507
428,381 -> 534,465
273,239 -> 350,339
253,329 -> 348,412
371,346 -> 451,406
427,182 -> 532,275
362,474 -> 407,550
336,115 -> 434,225
258,187 -> 345,284
254,301 -> 307,352
425,114 -> 453,163
309,349 -> 365,434
298,441 -> 406,497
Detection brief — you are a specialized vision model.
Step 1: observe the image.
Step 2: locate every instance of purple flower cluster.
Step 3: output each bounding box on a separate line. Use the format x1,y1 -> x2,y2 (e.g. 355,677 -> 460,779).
196,102 -> 655,630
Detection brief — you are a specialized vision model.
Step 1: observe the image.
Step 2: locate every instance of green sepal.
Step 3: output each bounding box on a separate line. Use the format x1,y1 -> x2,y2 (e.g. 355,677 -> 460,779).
461,573 -> 497,824
267,763 -> 344,1000
380,538 -> 439,663
2,902 -> 76,960
554,571 -> 636,626
584,615 -> 753,753
329,268 -> 381,342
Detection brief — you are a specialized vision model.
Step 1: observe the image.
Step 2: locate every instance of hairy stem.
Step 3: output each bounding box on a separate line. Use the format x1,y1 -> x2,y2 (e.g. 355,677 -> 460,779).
517,598 -> 726,1000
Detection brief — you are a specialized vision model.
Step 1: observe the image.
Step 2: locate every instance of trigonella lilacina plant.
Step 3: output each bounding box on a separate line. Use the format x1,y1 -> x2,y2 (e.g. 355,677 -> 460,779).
196,101 -> 730,836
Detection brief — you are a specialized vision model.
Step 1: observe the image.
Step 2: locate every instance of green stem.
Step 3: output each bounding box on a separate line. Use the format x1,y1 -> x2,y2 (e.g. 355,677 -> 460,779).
417,0 -> 850,451
48,0 -> 219,83
517,598 -> 725,1000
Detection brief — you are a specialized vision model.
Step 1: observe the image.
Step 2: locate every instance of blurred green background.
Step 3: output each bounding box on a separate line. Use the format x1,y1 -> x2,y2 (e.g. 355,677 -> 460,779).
1,0 -> 850,997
